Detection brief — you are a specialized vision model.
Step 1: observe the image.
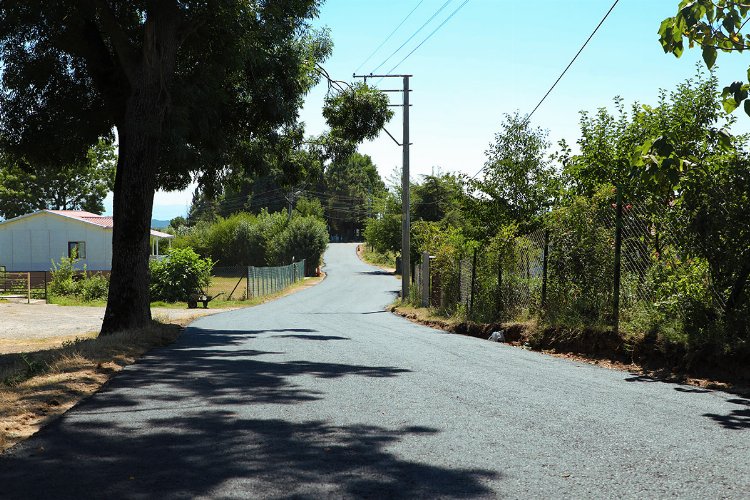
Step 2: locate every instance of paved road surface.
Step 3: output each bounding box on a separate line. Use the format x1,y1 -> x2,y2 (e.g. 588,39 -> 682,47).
1,243 -> 748,498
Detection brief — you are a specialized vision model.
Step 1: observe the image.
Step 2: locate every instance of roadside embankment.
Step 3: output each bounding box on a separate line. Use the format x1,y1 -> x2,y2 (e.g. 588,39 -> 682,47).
391,304 -> 750,395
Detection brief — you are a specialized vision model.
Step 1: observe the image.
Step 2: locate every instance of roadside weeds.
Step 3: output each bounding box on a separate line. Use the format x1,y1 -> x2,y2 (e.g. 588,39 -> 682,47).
390,303 -> 750,397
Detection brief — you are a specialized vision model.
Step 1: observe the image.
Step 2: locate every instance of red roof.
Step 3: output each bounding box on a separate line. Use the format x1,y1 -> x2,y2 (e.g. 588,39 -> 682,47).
81,216 -> 114,228
44,210 -> 172,238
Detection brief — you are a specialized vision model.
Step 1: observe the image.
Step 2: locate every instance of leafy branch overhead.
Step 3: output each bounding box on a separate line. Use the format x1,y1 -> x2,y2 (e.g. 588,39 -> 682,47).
659,0 -> 750,115
322,83 -> 394,143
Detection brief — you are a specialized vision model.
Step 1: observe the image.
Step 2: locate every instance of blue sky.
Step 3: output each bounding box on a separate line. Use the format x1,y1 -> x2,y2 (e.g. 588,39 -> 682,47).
143,0 -> 750,220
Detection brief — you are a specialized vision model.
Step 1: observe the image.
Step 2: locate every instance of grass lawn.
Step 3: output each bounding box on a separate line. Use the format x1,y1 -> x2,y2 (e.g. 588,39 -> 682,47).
48,275 -> 252,309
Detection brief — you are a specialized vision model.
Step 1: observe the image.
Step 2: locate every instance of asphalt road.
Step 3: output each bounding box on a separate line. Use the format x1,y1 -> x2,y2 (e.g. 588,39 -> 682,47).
1,243 -> 748,499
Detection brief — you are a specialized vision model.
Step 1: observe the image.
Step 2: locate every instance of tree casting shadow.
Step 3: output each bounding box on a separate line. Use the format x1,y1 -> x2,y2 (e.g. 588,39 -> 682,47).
704,398 -> 750,430
0,412 -> 498,499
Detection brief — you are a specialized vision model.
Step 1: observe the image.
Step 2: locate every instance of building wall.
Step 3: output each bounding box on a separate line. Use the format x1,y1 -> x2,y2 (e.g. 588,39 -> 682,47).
0,213 -> 112,271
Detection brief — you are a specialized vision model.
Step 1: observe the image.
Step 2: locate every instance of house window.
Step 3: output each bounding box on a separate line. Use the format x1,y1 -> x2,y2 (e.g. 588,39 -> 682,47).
68,241 -> 86,259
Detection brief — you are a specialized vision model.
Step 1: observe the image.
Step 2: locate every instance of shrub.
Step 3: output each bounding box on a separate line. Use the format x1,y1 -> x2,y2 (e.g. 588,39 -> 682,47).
49,255 -> 80,297
268,216 -> 329,276
172,210 -> 288,267
79,274 -> 109,301
49,255 -> 109,301
149,247 -> 214,302
545,192 -> 614,327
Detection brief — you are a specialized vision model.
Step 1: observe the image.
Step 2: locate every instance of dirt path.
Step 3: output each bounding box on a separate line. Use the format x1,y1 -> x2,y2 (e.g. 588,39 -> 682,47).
0,301 -> 228,353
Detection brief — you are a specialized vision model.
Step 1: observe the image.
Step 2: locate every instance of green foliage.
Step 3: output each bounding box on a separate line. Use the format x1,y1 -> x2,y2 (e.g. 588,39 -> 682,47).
324,152 -> 385,239
659,0 -> 750,117
49,256 -> 80,298
0,138 -> 116,219
564,97 -> 641,197
174,209 -> 330,275
149,248 -> 214,303
363,215 -> 401,255
268,216 -> 329,276
174,211 -> 288,267
79,274 -> 110,302
323,83 -> 394,143
49,255 -> 109,302
545,192 -> 615,327
294,197 -> 325,219
411,221 -> 473,314
649,257 -> 715,333
468,111 -> 558,234
412,171 -> 467,225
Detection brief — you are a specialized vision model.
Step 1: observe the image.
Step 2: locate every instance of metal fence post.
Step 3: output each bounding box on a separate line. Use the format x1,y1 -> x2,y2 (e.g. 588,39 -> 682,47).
421,251 -> 430,307
613,188 -> 623,334
541,229 -> 549,310
495,250 -> 503,319
469,248 -> 478,318
251,266 -> 253,299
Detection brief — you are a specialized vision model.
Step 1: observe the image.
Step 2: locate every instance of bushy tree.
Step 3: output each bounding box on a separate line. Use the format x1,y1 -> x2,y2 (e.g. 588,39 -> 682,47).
0,139 -> 116,219
269,216 -> 329,276
323,152 -> 385,240
364,188 -> 402,255
0,2 -> 391,333
411,171 -> 467,225
149,248 -> 214,303
467,112 -> 558,236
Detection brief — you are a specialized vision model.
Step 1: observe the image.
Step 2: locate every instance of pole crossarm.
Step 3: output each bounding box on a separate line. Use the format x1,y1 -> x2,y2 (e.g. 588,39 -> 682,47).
353,73 -> 413,79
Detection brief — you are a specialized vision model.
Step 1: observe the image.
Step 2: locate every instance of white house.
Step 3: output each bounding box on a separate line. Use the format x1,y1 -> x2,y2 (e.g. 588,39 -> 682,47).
0,210 -> 174,272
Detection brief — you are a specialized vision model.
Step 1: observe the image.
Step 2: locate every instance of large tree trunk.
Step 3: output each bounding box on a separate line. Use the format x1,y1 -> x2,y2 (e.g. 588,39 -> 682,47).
100,101 -> 159,334
101,7 -> 180,335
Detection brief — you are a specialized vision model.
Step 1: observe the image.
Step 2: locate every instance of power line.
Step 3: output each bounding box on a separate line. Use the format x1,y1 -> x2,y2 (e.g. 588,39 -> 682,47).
385,0 -> 471,75
354,0 -> 427,74
370,0 -> 455,75
470,0 -> 621,181
527,0 -> 620,121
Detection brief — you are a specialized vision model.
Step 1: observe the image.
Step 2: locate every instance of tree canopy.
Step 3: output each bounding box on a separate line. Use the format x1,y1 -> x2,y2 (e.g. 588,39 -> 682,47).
0,1 -> 391,333
660,0 -> 750,115
0,138 -> 116,219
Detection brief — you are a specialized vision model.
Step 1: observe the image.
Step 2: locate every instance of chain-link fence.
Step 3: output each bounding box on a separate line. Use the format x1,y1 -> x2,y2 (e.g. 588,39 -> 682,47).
247,260 -> 305,298
415,195 -> 711,332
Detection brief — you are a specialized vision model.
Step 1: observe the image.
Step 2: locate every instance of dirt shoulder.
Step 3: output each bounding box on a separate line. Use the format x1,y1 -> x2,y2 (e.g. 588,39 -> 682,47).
0,275 -> 325,453
391,304 -> 750,397
0,302 -> 230,354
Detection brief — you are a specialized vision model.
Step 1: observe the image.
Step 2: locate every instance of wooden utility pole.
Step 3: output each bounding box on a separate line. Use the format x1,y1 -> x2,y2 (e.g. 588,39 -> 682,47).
401,75 -> 411,299
353,72 -> 412,299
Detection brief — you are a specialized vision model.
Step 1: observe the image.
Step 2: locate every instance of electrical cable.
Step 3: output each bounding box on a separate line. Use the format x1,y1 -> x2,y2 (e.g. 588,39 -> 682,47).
469,0 -> 621,180
385,0 -> 471,74
354,0 -> 427,74
527,0 -> 621,122
371,0 -> 455,75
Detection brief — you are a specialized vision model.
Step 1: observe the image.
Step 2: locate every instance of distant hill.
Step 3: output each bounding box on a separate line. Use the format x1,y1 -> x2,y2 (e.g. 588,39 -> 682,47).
151,219 -> 171,229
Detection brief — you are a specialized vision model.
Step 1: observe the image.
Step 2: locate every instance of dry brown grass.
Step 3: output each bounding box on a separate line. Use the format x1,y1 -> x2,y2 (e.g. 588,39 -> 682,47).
0,273 -> 326,453
208,275 -> 247,300
0,322 -> 181,452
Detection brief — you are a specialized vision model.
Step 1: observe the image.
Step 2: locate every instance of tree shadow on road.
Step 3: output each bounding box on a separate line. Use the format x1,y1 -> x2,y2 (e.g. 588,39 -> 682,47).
0,411 -> 498,499
0,324 -> 499,498
271,334 -> 351,341
357,270 -> 394,276
703,398 -> 750,430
